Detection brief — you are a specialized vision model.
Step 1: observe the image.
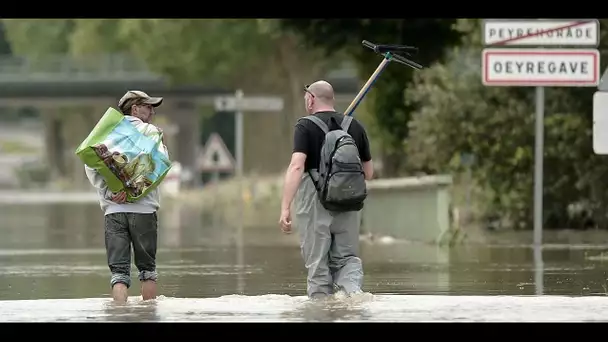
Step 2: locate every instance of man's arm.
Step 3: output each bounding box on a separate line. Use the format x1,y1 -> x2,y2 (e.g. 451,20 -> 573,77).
280,123 -> 308,211
160,142 -> 170,159
158,127 -> 170,159
362,160 -> 374,180
84,166 -> 112,199
281,152 -> 306,211
356,121 -> 374,180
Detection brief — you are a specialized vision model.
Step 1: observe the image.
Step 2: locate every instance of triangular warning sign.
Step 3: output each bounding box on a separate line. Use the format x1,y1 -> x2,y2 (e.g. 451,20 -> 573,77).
197,133 -> 235,172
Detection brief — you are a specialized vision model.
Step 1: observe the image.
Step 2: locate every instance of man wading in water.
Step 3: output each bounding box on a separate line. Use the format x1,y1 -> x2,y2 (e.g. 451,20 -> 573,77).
85,90 -> 167,303
279,80 -> 374,299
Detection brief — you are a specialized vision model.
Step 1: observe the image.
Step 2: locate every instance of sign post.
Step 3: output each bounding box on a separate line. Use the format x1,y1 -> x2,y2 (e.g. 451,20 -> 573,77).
197,132 -> 236,231
482,19 -> 600,247
197,132 -> 236,178
214,91 -> 284,294
483,19 -> 600,47
460,153 -> 476,230
483,19 -> 600,296
235,90 -> 244,181
533,85 -> 544,249
214,92 -> 285,180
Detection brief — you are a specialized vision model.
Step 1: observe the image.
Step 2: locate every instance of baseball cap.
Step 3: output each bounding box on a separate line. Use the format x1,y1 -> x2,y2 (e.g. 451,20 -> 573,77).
118,90 -> 163,112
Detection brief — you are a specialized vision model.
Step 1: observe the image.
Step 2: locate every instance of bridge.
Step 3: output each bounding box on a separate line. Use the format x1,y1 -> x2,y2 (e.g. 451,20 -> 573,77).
0,54 -> 360,188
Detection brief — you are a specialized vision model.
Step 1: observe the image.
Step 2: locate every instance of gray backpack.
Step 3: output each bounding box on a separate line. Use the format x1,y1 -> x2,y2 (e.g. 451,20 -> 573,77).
301,115 -> 367,212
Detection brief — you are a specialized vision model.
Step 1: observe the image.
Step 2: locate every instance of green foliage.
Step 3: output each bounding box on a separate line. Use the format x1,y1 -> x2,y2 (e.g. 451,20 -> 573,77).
2,19 -> 337,91
11,17 -> 608,231
405,48 -> 534,228
2,19 -> 74,57
69,19 -> 130,55
62,19 -> 271,86
2,18 -> 342,176
119,19 -> 276,85
279,19 -> 464,175
406,19 -> 608,230
0,22 -> 12,55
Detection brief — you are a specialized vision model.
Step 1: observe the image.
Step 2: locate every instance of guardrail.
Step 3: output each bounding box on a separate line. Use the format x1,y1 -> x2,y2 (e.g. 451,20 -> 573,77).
362,175 -> 454,244
0,53 -> 163,81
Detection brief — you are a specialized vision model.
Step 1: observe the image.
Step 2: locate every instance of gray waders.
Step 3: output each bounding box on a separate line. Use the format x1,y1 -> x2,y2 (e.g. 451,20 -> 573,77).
293,173 -> 364,298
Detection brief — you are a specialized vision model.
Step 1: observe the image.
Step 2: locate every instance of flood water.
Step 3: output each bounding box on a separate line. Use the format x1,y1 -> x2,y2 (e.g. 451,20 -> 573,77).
1,201 -> 608,322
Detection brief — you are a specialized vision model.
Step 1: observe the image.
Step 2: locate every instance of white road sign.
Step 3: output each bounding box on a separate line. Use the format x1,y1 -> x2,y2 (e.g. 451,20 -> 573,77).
197,133 -> 235,172
593,91 -> 608,154
599,66 -> 608,91
483,19 -> 599,46
214,96 -> 284,112
482,48 -> 600,87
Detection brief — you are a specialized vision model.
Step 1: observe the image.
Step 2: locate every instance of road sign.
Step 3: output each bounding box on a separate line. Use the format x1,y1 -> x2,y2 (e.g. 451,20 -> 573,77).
214,96 -> 284,112
593,91 -> 608,154
481,19 -> 602,248
598,66 -> 608,91
482,48 -> 600,87
483,19 -> 599,47
197,133 -> 235,172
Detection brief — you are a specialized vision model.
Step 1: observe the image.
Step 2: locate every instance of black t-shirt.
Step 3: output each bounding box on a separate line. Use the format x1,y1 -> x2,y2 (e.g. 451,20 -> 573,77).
293,111 -> 372,171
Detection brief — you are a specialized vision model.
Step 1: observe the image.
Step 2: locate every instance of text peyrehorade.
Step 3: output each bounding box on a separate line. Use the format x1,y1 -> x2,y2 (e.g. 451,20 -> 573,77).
488,27 -> 593,41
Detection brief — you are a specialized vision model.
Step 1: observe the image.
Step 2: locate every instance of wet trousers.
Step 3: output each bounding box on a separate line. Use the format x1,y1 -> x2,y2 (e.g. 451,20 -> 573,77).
104,212 -> 158,288
293,173 -> 363,297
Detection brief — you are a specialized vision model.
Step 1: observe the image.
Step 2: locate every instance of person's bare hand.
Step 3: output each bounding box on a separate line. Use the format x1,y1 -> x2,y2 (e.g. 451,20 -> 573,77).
111,191 -> 127,204
157,127 -> 167,147
279,208 -> 292,234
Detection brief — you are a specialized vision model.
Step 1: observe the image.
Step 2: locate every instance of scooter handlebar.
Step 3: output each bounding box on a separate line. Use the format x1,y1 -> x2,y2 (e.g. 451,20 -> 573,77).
362,40 -> 419,57
375,44 -> 418,55
361,40 -> 424,69
362,40 -> 376,51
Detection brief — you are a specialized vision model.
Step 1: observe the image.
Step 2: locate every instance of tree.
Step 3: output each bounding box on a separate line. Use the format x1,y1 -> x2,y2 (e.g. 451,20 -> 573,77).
405,19 -> 608,230
2,19 -> 343,173
64,19 -> 341,166
2,19 -> 74,57
3,19 -> 339,94
0,22 -> 12,55
279,19 -> 464,176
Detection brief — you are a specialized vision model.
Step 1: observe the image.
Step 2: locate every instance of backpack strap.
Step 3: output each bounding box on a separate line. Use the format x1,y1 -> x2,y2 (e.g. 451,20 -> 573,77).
302,115 -> 329,134
341,115 -> 353,132
299,115 -> 329,189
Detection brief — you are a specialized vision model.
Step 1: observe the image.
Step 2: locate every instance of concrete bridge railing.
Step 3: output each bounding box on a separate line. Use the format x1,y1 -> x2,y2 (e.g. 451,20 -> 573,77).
179,173 -> 455,245
0,54 -> 161,81
361,175 -> 453,244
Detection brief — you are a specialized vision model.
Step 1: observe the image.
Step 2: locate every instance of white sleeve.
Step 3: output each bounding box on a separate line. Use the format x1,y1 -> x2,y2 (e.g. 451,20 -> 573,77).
84,165 -> 112,199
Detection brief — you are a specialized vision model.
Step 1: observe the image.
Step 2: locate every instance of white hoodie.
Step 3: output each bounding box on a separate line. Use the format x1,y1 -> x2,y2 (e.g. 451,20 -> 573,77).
85,116 -> 169,215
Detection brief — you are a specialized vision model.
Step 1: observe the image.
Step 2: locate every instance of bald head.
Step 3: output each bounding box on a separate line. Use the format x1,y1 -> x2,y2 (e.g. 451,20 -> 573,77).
307,80 -> 335,103
304,80 -> 336,115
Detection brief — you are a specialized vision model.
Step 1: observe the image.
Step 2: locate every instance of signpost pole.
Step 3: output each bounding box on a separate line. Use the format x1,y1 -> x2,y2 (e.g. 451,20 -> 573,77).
534,242 -> 544,295
212,91 -> 285,294
234,89 -> 245,294
533,86 -> 544,247
197,132 -> 236,231
533,86 -> 545,296
212,169 -> 219,230
235,89 -> 244,181
482,18 -> 601,297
